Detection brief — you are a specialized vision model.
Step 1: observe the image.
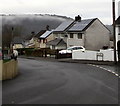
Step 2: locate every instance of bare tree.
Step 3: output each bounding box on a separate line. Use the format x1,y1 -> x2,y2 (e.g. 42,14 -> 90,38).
2,24 -> 23,49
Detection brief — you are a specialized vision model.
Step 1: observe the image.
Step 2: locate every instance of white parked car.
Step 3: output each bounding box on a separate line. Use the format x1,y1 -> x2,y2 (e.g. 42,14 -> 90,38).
59,46 -> 85,54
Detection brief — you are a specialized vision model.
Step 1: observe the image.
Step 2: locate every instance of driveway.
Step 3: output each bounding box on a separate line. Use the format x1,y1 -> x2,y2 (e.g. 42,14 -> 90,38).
2,58 -> 119,104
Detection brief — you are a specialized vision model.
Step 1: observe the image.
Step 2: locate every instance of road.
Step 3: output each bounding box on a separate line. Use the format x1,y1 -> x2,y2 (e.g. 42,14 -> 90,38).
3,58 -> 119,104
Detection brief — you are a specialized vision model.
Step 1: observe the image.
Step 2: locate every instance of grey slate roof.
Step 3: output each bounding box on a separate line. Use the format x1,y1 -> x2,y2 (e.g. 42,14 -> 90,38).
53,18 -> 97,33
116,16 -> 120,25
68,18 -> 96,32
34,30 -> 46,38
54,20 -> 74,32
40,30 -> 53,39
46,38 -> 66,46
24,34 -> 33,40
12,37 -> 24,44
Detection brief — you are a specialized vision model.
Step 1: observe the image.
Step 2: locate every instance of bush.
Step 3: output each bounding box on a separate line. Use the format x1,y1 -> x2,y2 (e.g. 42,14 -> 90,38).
3,59 -> 11,63
25,49 -> 34,56
16,48 -> 34,55
102,46 -> 108,50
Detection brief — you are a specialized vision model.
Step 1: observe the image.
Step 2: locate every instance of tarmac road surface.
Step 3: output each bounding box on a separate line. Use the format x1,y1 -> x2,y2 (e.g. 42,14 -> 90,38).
2,58 -> 119,104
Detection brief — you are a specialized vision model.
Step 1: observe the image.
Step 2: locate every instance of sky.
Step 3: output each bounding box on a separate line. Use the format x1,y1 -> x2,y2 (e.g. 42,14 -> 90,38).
0,0 -> 120,25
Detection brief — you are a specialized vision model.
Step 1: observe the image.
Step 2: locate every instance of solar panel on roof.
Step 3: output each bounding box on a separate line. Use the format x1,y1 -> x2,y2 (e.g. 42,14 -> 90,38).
68,19 -> 95,31
54,20 -> 74,32
40,30 -> 53,38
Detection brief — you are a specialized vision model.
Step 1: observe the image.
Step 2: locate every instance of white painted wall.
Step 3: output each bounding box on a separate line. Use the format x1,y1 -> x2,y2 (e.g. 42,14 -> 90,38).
100,49 -> 114,61
72,49 -> 115,61
72,50 -> 97,60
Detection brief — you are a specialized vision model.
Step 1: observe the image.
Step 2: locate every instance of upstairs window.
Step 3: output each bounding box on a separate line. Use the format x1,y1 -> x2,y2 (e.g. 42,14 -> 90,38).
78,33 -> 82,39
70,33 -> 73,38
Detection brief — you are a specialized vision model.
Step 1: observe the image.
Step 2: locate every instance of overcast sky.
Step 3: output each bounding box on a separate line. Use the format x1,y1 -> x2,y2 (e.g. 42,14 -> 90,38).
0,0 -> 120,25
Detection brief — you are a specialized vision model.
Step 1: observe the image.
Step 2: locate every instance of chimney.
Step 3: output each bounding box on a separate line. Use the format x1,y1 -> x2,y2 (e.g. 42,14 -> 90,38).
46,25 -> 50,31
31,31 -> 35,35
75,15 -> 81,22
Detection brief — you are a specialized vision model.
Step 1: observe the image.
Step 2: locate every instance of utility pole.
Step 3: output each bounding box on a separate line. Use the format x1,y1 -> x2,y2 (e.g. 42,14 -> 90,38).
112,0 -> 117,64
10,27 -> 14,53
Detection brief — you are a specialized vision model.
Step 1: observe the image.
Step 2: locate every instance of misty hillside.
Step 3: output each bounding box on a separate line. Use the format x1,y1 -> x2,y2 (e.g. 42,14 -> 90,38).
2,14 -> 73,37
2,14 -> 73,47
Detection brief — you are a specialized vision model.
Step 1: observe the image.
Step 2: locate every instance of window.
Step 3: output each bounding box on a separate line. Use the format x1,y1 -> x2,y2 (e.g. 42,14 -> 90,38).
70,33 -> 73,38
61,34 -> 64,38
78,33 -> 82,39
76,47 -> 83,50
55,34 -> 58,38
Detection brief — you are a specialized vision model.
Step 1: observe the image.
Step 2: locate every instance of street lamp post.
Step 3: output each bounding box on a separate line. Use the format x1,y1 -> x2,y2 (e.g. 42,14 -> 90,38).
112,0 -> 117,64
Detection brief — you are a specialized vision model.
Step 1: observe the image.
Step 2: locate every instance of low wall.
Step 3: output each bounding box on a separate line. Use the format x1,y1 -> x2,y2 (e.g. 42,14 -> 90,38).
72,50 -> 115,61
1,60 -> 18,80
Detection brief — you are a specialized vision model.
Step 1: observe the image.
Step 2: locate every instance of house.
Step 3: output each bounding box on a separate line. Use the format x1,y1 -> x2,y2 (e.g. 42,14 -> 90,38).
53,15 -> 110,51
39,30 -> 55,48
12,37 -> 25,49
24,34 -> 35,48
116,16 -> 120,61
33,30 -> 46,48
116,16 -> 120,41
24,31 -> 41,48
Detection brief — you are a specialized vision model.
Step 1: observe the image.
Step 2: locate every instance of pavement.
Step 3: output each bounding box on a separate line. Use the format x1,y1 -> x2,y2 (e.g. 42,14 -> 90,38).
3,58 -> 119,104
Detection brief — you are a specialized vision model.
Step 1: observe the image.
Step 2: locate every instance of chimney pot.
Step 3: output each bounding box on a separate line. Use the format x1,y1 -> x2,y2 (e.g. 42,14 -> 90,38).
75,15 -> 81,22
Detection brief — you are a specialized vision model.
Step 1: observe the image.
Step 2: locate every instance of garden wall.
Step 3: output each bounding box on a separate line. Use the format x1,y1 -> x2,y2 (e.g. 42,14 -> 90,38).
1,60 -> 18,80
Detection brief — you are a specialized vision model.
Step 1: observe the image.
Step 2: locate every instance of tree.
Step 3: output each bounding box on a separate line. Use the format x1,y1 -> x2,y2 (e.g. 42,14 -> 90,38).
2,24 -> 23,49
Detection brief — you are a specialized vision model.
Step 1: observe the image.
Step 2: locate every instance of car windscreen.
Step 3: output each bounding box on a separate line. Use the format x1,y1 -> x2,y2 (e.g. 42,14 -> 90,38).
67,47 -> 73,50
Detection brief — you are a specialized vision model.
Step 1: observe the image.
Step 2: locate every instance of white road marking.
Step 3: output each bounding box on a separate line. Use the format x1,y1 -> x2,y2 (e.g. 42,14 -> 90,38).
88,64 -> 120,78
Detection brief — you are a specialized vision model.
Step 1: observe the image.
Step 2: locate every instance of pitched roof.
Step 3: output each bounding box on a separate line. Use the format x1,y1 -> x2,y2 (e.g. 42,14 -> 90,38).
54,20 -> 74,32
116,16 -> 120,25
34,30 -> 46,38
46,38 -> 66,46
53,18 -> 97,33
24,34 -> 33,40
40,30 -> 53,39
68,18 -> 97,32
12,37 -> 24,44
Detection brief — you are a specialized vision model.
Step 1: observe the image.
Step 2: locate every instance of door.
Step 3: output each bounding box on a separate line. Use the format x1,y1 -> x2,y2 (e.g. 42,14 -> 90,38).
117,40 -> 120,61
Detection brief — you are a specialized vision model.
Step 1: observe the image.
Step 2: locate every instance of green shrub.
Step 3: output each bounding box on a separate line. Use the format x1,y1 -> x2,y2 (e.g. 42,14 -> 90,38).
3,59 -> 11,63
